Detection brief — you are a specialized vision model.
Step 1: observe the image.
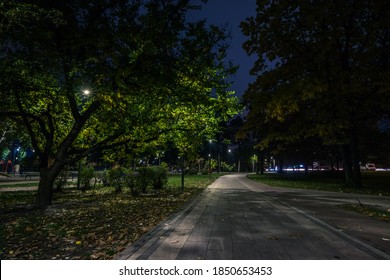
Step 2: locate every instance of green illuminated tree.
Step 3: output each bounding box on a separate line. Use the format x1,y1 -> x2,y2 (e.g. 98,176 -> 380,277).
0,0 -> 239,206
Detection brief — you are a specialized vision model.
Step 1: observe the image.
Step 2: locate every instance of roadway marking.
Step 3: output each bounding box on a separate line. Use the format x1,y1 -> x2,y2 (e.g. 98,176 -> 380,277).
239,177 -> 390,260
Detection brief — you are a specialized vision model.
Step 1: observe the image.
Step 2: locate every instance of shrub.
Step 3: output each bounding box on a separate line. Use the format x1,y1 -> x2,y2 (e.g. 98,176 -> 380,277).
135,166 -> 168,192
53,167 -> 69,192
101,165 -> 168,195
137,167 -> 153,193
151,166 -> 168,189
185,168 -> 198,175
97,171 -> 110,187
106,166 -> 124,193
122,169 -> 141,197
79,165 -> 96,191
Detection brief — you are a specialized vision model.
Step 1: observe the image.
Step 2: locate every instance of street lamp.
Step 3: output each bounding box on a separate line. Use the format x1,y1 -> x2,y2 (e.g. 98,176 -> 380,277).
208,140 -> 213,174
12,147 -> 20,166
227,149 -> 232,172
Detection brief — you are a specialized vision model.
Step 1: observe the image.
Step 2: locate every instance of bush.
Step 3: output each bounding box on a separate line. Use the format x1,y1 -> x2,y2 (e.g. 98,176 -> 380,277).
137,167 -> 153,193
122,169 -> 141,197
106,166 -> 124,193
151,166 -> 168,189
53,167 -> 69,192
97,171 -> 110,187
221,161 -> 234,172
101,165 -> 168,195
135,166 -> 168,191
79,165 -> 96,191
185,168 -> 198,175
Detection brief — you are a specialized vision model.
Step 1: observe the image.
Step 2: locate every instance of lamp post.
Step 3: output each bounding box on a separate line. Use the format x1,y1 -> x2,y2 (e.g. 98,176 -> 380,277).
77,89 -> 90,189
228,149 -> 231,173
207,153 -> 211,178
208,140 -> 212,176
180,155 -> 184,192
12,147 -> 20,175
12,147 -> 20,166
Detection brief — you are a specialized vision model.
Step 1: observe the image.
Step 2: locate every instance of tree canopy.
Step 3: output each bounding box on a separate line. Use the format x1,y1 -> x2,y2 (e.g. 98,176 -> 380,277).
0,0 -> 240,206
240,0 -> 389,186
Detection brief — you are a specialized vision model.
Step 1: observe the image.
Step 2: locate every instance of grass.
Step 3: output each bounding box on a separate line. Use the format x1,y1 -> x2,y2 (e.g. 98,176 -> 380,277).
248,171 -> 390,223
0,182 -> 39,188
0,173 -> 221,260
248,171 -> 390,196
339,204 -> 390,222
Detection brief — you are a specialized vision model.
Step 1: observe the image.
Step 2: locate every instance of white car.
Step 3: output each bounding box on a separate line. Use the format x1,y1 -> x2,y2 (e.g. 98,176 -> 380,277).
365,163 -> 376,171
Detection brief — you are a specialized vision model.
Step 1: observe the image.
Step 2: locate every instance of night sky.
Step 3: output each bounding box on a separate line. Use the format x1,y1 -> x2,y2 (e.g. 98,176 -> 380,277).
190,0 -> 257,98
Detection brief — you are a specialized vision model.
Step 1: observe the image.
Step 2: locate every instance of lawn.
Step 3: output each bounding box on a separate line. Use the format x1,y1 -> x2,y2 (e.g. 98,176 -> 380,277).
0,173 -> 221,260
248,171 -> 390,222
247,171 -> 390,196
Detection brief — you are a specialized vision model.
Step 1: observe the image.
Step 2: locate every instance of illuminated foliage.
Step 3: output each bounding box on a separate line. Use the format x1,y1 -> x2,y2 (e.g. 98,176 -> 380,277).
0,0 -> 240,206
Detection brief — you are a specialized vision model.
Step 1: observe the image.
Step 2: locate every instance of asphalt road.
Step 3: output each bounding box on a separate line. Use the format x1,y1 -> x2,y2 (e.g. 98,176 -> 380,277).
116,173 -> 390,260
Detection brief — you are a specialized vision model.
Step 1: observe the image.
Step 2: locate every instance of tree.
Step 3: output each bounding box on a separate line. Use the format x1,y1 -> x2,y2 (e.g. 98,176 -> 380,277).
0,121 -> 17,149
0,0 -> 239,206
240,0 -> 389,187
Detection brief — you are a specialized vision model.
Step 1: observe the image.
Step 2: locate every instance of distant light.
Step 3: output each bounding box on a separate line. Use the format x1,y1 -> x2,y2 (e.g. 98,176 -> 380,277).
83,89 -> 90,95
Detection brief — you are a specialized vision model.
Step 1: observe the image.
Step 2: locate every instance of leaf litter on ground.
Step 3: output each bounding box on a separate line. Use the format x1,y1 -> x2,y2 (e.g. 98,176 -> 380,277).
1,174 -> 219,260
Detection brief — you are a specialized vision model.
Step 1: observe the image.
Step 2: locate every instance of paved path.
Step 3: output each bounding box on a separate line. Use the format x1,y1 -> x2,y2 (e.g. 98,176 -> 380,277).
115,173 -> 390,260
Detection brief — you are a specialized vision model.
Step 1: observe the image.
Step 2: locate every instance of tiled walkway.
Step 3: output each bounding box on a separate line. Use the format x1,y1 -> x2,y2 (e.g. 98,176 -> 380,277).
115,174 -> 390,260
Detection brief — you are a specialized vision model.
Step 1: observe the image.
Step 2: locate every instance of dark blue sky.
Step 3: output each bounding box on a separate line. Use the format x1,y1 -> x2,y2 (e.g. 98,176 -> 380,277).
190,0 -> 257,98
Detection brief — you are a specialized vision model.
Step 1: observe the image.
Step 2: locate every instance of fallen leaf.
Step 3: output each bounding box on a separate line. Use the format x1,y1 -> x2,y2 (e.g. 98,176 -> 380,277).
267,235 -> 279,240
25,226 -> 33,232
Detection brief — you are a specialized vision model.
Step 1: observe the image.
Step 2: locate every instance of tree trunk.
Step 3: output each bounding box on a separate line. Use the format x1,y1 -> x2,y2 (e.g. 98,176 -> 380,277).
36,168 -> 55,207
340,144 -> 356,187
277,157 -> 284,173
304,162 -> 309,175
350,130 -> 362,188
36,162 -> 65,207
